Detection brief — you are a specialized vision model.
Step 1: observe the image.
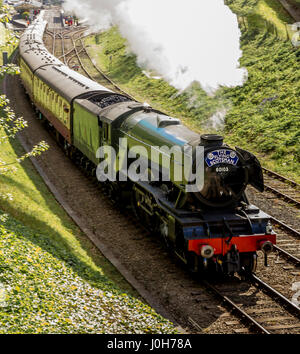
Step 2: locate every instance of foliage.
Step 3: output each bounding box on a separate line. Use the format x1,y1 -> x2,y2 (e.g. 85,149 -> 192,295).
0,105 -> 176,334
225,0 -> 259,16
223,0 -> 300,180
0,6 -> 49,179
21,11 -> 30,21
0,4 -> 19,52
0,213 -> 176,333
0,3 -> 13,24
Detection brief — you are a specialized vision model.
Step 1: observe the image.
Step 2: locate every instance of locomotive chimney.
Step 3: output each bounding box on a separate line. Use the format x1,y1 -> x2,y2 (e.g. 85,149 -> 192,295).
200,134 -> 224,147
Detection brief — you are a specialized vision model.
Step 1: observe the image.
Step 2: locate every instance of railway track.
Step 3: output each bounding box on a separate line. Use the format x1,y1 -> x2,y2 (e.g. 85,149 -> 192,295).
45,25 -> 136,101
63,30 -> 86,66
78,37 -> 136,100
71,32 -> 95,80
199,273 -> 300,334
43,27 -> 85,66
271,217 -> 300,265
263,167 -> 300,209
72,35 -> 136,100
189,220 -> 300,334
45,29 -> 62,57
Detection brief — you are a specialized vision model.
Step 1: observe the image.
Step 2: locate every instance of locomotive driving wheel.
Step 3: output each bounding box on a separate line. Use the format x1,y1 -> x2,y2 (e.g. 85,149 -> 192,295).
240,252 -> 257,277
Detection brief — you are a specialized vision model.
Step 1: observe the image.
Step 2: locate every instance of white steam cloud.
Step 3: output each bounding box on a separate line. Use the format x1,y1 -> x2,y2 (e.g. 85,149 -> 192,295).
63,0 -> 247,93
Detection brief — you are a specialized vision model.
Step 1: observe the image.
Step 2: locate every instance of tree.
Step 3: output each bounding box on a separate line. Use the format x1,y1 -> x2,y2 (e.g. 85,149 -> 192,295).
0,4 -> 49,195
21,11 -> 30,21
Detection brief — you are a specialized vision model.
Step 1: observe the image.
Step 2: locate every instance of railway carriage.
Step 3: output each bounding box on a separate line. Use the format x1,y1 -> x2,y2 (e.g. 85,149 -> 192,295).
18,12 -> 276,277
19,15 -> 118,144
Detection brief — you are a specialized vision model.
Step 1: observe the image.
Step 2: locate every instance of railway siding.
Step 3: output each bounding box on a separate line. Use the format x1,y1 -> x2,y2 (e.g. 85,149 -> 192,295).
263,168 -> 300,209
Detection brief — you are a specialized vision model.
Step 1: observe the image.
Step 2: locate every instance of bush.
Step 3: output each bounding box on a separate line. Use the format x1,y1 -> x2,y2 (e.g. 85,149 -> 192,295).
22,11 -> 30,20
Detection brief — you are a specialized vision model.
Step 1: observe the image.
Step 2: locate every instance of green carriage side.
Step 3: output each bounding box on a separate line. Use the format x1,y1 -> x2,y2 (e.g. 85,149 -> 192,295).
72,99 -> 102,165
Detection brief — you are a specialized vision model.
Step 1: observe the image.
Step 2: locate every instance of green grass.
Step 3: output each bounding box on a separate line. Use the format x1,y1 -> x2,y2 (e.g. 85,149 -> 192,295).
0,13 -> 177,334
256,0 -> 293,36
0,129 -> 132,292
0,24 -> 5,51
223,0 -> 300,181
0,131 -> 177,333
237,0 -> 296,40
0,212 -> 176,333
85,0 -> 300,182
0,27 -> 176,333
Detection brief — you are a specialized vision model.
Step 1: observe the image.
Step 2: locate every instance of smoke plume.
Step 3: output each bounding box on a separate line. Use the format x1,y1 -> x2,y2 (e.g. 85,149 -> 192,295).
63,0 -> 247,93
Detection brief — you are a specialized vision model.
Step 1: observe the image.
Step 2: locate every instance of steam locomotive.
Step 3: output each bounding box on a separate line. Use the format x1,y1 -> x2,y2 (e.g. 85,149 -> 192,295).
19,11 -> 276,276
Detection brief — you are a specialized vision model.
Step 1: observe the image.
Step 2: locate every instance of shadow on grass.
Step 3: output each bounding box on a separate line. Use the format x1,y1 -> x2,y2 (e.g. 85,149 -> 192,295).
0,47 -> 146,303
263,0 -> 295,23
0,138 -> 142,302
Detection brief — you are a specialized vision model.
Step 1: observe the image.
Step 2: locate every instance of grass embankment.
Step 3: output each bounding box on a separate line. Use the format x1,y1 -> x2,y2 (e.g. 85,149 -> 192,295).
84,0 -> 299,182
0,131 -> 177,334
0,24 -> 176,333
224,0 -> 299,179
